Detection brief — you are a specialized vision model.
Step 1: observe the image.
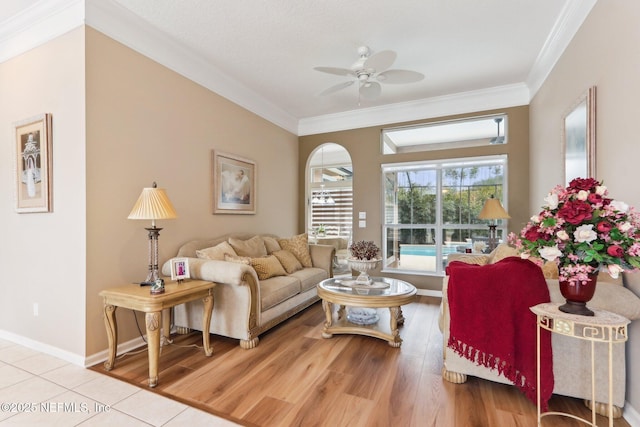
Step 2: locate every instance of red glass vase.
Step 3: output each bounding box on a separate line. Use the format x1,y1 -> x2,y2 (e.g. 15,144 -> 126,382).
558,272 -> 598,316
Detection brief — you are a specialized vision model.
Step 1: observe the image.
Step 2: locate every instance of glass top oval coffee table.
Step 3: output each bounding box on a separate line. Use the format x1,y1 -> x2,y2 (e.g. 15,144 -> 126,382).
317,276 -> 417,347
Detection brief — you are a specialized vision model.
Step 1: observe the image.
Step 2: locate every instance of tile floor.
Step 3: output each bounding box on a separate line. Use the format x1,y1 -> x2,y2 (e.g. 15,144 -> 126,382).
0,338 -> 239,426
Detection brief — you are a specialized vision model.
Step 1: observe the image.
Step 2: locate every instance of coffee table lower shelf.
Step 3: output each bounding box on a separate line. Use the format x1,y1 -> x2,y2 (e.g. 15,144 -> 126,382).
321,303 -> 407,347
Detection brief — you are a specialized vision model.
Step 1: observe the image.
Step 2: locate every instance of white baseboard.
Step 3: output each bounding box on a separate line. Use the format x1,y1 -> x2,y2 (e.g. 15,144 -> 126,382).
83,336 -> 148,368
416,288 -> 443,298
0,330 -> 85,366
625,402 -> 640,427
0,329 -> 147,368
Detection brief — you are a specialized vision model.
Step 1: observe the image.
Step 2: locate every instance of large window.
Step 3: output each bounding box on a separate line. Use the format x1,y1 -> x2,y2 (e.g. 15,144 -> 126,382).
382,155 -> 507,275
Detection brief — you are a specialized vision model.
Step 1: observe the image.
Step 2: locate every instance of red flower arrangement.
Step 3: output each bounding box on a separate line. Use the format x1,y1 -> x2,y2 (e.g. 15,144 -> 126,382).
509,178 -> 640,285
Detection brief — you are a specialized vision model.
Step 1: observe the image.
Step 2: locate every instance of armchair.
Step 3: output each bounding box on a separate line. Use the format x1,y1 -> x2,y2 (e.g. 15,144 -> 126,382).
439,245 -> 640,417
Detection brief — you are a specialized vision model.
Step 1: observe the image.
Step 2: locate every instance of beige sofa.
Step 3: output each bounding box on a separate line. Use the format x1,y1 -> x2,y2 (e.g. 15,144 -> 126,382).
162,233 -> 334,349
439,245 -> 640,417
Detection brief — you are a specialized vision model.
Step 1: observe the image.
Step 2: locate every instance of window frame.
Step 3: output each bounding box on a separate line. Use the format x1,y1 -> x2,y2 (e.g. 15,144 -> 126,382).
381,154 -> 508,276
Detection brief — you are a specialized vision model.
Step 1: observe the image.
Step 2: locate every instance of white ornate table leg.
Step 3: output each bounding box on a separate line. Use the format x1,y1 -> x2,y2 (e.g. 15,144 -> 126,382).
145,311 -> 161,387
388,306 -> 403,347
202,294 -> 214,357
322,299 -> 334,338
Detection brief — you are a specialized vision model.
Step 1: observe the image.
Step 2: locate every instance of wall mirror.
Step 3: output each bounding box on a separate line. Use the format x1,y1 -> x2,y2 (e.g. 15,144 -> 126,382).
562,86 -> 596,185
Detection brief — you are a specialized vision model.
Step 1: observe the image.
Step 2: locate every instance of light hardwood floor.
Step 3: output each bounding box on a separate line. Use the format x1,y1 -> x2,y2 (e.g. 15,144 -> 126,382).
92,296 -> 632,427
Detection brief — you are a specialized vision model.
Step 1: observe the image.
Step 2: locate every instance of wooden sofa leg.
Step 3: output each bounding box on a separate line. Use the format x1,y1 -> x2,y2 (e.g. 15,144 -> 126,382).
442,366 -> 467,384
240,337 -> 259,349
584,399 -> 623,419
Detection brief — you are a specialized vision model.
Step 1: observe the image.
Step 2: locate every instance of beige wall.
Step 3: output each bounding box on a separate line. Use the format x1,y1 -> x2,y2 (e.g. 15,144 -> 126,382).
1,26 -> 299,361
0,28 -> 87,359
299,105 -> 530,292
84,28 -> 299,356
529,0 -> 640,412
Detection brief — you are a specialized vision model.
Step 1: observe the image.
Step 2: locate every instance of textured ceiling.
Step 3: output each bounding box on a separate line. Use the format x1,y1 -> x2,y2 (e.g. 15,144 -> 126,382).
111,0 -> 566,120
1,0 -> 593,134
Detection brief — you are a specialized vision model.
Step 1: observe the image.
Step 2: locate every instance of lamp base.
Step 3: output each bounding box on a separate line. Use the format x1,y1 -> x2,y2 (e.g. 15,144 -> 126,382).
144,226 -> 162,284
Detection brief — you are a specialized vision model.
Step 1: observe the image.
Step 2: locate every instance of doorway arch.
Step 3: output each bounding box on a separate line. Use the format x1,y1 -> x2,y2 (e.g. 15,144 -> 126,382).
306,143 -> 353,242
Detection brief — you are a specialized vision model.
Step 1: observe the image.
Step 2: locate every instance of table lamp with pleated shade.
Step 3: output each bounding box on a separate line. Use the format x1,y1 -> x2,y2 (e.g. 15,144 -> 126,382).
128,182 -> 177,283
478,195 -> 510,251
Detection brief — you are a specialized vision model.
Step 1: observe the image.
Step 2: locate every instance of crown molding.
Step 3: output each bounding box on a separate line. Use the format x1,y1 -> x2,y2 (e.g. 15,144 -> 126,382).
0,0 -> 593,137
0,0 -> 84,64
527,0 -> 597,98
84,0 -> 299,134
297,83 -> 530,136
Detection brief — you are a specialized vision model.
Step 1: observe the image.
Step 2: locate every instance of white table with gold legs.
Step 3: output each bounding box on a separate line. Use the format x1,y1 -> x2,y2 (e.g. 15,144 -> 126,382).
530,303 -> 629,427
317,276 -> 417,347
100,279 -> 216,387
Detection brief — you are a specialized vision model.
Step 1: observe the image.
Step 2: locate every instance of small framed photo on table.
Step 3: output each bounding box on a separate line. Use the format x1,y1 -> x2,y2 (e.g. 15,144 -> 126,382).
170,258 -> 190,282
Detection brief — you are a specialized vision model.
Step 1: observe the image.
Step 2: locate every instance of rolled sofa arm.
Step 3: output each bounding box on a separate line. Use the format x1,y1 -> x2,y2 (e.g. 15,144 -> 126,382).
309,244 -> 335,276
161,257 -> 259,286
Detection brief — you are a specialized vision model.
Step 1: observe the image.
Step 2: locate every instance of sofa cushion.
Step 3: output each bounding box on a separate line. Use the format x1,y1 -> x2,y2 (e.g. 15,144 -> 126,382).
278,233 -> 313,268
263,236 -> 282,254
272,249 -> 302,274
447,253 -> 488,266
229,236 -> 268,257
260,276 -> 301,311
196,241 -> 237,261
289,267 -> 328,292
224,253 -> 251,265
251,255 -> 287,280
487,244 -> 519,264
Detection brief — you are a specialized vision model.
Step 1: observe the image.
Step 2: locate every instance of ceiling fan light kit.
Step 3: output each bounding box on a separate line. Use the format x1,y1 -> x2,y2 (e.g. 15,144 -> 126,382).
314,46 -> 424,101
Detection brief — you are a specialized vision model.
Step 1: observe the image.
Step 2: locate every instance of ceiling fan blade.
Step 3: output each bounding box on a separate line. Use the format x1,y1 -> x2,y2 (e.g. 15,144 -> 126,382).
377,69 -> 425,84
313,66 -> 356,77
319,80 -> 355,96
363,50 -> 396,72
359,82 -> 381,100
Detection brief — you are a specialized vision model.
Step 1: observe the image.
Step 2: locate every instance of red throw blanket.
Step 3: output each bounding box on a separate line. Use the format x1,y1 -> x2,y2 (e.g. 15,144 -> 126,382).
447,256 -> 554,410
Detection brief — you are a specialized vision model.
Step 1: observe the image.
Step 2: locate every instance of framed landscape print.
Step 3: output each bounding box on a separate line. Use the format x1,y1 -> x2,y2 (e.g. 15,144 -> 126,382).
212,151 -> 256,214
14,114 -> 53,213
562,87 -> 596,186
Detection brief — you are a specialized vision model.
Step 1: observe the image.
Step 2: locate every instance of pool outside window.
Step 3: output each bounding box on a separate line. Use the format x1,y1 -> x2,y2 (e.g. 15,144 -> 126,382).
382,155 -> 508,276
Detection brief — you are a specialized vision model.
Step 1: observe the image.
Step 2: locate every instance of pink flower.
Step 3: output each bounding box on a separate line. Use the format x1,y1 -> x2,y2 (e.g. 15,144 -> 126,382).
607,245 -> 625,258
558,200 -> 592,225
597,221 -> 613,233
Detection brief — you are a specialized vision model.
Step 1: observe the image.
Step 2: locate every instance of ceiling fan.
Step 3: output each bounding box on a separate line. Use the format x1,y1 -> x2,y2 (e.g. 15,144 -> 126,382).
314,46 -> 424,100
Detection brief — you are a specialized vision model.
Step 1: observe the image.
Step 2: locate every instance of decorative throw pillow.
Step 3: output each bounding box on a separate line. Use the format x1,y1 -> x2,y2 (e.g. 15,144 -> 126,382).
196,241 -> 237,261
448,254 -> 489,266
228,236 -> 268,258
224,253 -> 251,265
250,255 -> 287,280
278,233 -> 313,268
272,249 -> 303,274
262,236 -> 282,254
487,244 -> 519,264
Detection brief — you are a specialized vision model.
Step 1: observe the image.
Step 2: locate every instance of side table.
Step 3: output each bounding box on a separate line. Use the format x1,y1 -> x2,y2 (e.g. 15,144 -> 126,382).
530,303 -> 629,427
100,279 -> 216,387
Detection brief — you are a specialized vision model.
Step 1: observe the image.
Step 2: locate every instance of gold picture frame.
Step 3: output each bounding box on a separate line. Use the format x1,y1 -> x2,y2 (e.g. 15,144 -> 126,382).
212,151 -> 256,214
14,114 -> 53,213
562,87 -> 596,186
